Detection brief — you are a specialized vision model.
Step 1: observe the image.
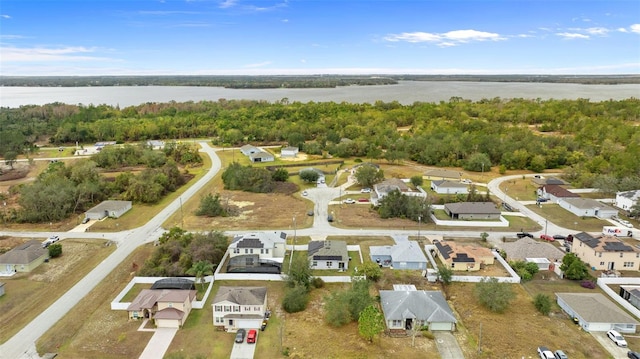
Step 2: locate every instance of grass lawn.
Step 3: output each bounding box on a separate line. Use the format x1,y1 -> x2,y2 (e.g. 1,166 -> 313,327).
499,177 -> 540,201
525,204 -> 609,232
0,238 -> 115,344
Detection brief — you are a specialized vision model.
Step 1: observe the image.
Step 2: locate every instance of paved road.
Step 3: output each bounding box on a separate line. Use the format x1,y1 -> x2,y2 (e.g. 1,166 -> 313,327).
0,142 -> 221,359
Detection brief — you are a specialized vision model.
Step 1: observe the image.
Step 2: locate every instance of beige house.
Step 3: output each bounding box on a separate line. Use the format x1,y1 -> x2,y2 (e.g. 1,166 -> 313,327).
213,286 -> 267,331
571,232 -> 640,271
0,240 -> 49,274
127,289 -> 196,328
433,240 -> 495,271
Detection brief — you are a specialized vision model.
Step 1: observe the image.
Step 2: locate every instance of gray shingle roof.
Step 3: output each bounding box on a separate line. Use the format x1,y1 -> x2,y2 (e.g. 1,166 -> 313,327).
498,237 -> 565,261
230,232 -> 286,249
0,240 -> 47,265
380,290 -> 456,323
556,292 -> 639,325
307,240 -> 347,261
86,200 -> 131,214
370,241 -> 428,263
444,202 -> 500,215
213,286 -> 267,306
562,197 -> 617,211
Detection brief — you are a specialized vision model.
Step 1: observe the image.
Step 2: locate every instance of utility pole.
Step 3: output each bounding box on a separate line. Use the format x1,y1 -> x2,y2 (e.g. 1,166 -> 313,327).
289,216 -> 296,274
418,216 -> 421,239
478,322 -> 482,353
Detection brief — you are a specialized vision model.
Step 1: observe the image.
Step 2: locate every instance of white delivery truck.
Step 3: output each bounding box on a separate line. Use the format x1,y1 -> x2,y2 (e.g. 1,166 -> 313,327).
602,226 -> 640,238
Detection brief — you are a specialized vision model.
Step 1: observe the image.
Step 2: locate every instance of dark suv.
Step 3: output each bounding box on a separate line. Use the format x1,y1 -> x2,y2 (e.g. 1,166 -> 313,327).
517,232 -> 534,239
235,328 -> 246,343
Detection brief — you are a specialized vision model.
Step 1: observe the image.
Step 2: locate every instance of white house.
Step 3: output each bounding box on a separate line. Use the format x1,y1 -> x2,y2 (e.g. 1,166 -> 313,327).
227,232 -> 287,273
559,198 -> 618,219
249,151 -> 275,163
307,240 -> 349,270
372,178 -> 426,206
430,180 -> 469,195
240,144 -> 260,156
380,285 -> 457,332
212,286 -> 267,331
369,241 -> 428,270
556,292 -> 638,333
85,200 -> 132,220
616,190 -> 640,213
281,146 -> 299,158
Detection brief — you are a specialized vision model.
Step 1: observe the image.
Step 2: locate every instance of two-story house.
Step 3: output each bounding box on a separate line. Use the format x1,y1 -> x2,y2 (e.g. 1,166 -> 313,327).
127,289 -> 197,328
212,286 -> 267,331
227,231 -> 287,273
571,232 -> 640,271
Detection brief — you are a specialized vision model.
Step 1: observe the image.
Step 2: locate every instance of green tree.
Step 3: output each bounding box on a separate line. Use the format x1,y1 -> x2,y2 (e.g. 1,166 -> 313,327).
299,169 -> 320,183
354,164 -> 384,188
410,175 -> 423,188
324,291 -> 352,327
48,243 -> 62,258
358,261 -> 382,282
509,260 -> 539,282
533,293 -> 552,315
560,253 -> 590,280
186,260 -> 214,290
288,255 -> 312,289
282,285 -> 309,313
480,232 -> 489,242
474,277 -> 515,313
195,193 -> 228,217
4,151 -> 17,169
630,202 -> 640,219
437,264 -> 453,286
272,168 -> 289,182
358,305 -> 384,343
464,152 -> 492,172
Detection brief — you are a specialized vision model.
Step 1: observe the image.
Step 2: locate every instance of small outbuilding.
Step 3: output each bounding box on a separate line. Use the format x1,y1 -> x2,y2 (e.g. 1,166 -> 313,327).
249,151 -> 275,163
85,200 -> 132,220
281,146 -> 299,158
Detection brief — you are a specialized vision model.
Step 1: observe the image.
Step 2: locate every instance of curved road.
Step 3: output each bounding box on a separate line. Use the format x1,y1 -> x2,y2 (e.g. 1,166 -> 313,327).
1,146 -> 575,358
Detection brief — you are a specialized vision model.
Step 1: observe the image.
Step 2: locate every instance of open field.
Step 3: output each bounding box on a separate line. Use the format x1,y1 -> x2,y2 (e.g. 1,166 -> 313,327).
0,237 -> 115,343
525,203 -> 610,233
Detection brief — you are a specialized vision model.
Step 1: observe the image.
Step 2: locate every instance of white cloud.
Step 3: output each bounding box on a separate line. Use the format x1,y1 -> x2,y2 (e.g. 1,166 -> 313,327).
243,61 -> 272,68
584,27 -> 609,36
219,0 -> 237,9
384,29 -> 504,46
630,24 -> 640,34
1,14 -> 10,19
556,32 -> 589,40
0,46 -> 115,62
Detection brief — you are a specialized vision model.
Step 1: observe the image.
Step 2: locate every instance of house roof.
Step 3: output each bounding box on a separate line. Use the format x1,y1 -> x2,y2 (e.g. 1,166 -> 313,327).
562,197 -> 617,212
307,240 -> 348,261
573,232 -> 640,253
424,169 -> 462,179
532,177 -> 567,186
240,144 -> 258,152
127,289 -> 196,311
375,178 -> 411,195
541,185 -> 579,198
431,180 -> 468,189
556,292 -> 639,325
250,151 -> 274,160
444,202 -> 500,215
86,200 -> 132,214
0,240 -> 48,265
282,146 -> 299,152
621,286 -> 640,300
154,307 -> 185,320
498,237 -> 565,261
434,240 -> 494,264
370,241 -> 427,263
213,286 -> 267,306
230,232 -> 287,249
380,290 -> 456,323
617,190 -> 640,201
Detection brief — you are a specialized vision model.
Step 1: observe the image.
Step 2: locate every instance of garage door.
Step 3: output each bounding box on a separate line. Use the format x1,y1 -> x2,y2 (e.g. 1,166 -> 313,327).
430,322 -> 454,331
235,319 -> 261,329
156,319 -> 180,328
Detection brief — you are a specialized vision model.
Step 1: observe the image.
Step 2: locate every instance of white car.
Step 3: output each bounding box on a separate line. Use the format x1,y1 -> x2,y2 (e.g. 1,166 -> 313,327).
360,188 -> 371,193
607,330 -> 627,347
302,190 -> 308,196
537,346 -> 554,359
343,198 -> 356,204
42,235 -> 60,248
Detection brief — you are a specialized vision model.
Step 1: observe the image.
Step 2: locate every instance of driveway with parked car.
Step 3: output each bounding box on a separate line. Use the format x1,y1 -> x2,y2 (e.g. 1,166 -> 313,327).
230,328 -> 258,359
591,331 -> 630,358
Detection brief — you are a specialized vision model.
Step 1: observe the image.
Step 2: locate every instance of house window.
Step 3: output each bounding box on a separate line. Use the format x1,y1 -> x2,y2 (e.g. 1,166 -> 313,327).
598,253 -> 602,257
312,261 -> 317,267
214,305 -> 222,312
326,261 -> 332,267
234,306 -> 240,312
392,320 -> 402,327
133,311 -> 139,318
265,249 -> 269,254
250,249 -> 254,254
215,317 -> 224,324
224,306 -> 231,312
233,248 -> 240,254
600,262 -> 605,266
245,249 -> 249,254
624,262 -> 635,268
168,303 -> 173,308
245,306 -> 251,311
620,253 -> 624,258
255,306 -> 261,311
637,253 -> 639,258
261,249 -> 264,254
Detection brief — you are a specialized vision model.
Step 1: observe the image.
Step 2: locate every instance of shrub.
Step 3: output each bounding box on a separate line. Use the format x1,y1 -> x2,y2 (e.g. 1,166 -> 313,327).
580,280 -> 596,289
282,285 -> 309,313
533,293 -> 552,315
48,243 -> 62,258
311,277 -> 325,288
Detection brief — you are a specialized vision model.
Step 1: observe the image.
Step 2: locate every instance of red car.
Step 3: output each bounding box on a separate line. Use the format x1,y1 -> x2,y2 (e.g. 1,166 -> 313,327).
246,329 -> 257,344
540,234 -> 555,242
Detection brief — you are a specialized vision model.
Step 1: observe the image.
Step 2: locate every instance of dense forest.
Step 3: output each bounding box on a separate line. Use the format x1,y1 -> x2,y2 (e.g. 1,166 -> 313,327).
1,74 -> 639,88
1,97 -> 640,192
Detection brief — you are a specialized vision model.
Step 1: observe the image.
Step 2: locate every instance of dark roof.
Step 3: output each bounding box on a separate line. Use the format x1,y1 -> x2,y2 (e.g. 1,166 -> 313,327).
574,232 -> 600,248
541,184 -> 578,198
434,240 -> 452,260
151,277 -> 195,290
574,232 -> 638,253
444,202 -> 500,215
213,286 -> 267,305
307,240 -> 348,261
236,238 -> 264,248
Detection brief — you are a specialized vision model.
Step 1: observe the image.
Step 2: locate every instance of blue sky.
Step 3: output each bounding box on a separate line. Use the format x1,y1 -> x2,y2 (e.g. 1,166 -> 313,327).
1,0 -> 639,75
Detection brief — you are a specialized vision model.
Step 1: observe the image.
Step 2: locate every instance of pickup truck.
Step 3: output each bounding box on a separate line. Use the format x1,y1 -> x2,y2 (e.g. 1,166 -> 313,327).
537,346 -> 554,359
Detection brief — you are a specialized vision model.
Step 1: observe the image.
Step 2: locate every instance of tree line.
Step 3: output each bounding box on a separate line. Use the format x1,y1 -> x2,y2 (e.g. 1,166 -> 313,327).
1,98 -> 639,191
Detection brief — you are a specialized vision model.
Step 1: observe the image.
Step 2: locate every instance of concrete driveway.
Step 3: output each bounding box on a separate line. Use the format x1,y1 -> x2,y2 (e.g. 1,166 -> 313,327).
433,332 -> 465,359
230,331 -> 258,359
138,328 -> 178,359
591,331 -> 629,359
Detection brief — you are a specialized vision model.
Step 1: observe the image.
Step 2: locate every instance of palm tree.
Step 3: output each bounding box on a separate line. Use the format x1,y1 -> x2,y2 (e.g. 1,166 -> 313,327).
186,260 -> 215,290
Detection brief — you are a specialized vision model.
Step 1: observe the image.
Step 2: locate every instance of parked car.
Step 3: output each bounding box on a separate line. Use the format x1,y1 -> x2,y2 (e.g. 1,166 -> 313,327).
246,329 -> 257,344
540,234 -> 555,242
553,234 -> 566,240
517,232 -> 534,239
343,198 -> 356,204
607,330 -> 628,347
302,190 -> 308,196
502,203 -> 513,212
327,214 -> 333,222
461,179 -> 473,184
554,350 -> 568,359
260,320 -> 267,331
537,346 -> 555,359
358,198 -> 369,203
307,210 -> 314,217
628,351 -> 640,359
42,235 -> 60,248
360,188 -> 371,193
82,217 -> 90,224
537,197 -> 549,202
235,328 -> 246,343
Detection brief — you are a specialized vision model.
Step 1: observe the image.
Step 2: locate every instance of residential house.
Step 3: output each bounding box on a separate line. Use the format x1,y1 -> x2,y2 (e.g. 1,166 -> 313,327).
531,177 -> 568,186
556,292 -> 638,333
240,144 -> 260,156
559,198 -> 618,219
537,184 -> 579,203
571,232 -> 640,271
372,178 -> 426,206
498,237 -> 565,270
432,240 -> 495,271
85,200 -> 132,220
227,232 -> 287,273
280,146 -> 299,158
430,180 -> 469,195
424,169 -> 462,181
249,151 -> 275,163
212,286 -> 267,331
444,202 -> 501,220
127,289 -> 197,328
619,286 -> 640,310
369,241 -> 428,270
308,240 -> 349,270
0,240 -> 49,274
615,190 -> 640,213
380,285 -> 457,331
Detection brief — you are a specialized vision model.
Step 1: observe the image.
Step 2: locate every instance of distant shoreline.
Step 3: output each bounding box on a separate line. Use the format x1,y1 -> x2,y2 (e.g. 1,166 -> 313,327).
1,74 -> 639,88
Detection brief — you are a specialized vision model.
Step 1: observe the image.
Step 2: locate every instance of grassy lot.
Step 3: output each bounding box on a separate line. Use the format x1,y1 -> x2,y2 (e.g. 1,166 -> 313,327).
0,238 -> 114,344
526,203 -> 609,232
498,177 -> 540,201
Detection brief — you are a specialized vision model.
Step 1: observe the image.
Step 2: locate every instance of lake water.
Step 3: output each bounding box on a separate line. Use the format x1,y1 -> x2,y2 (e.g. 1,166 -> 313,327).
1,81 -> 639,108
